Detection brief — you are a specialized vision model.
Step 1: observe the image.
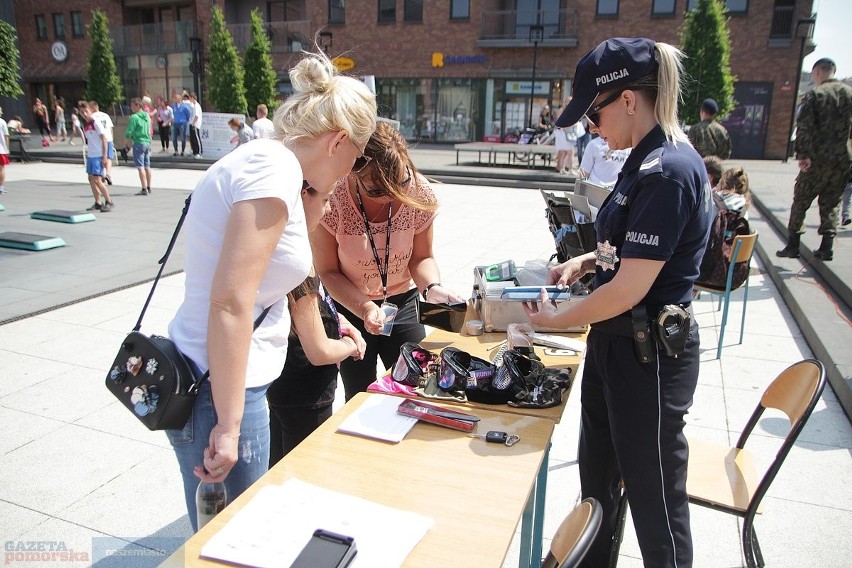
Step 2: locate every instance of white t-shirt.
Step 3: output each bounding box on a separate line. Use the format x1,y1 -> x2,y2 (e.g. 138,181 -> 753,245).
192,102 -> 203,128
92,111 -> 114,142
83,119 -> 107,157
252,117 -> 275,139
168,139 -> 311,388
0,119 -> 9,155
580,137 -> 631,187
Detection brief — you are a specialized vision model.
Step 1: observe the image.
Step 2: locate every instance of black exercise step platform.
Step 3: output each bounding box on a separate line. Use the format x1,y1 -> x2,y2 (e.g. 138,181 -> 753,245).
0,232 -> 66,251
30,209 -> 96,224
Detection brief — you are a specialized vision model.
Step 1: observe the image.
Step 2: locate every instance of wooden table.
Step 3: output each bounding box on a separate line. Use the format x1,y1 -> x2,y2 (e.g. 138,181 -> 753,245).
161,393 -> 555,568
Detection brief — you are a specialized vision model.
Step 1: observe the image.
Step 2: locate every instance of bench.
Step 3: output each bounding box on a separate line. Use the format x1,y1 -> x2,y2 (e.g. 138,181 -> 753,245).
454,142 -> 556,168
8,137 -> 32,163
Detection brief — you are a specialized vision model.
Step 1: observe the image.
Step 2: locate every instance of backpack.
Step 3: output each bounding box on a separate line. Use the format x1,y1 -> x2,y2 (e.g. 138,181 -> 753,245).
696,196 -> 751,290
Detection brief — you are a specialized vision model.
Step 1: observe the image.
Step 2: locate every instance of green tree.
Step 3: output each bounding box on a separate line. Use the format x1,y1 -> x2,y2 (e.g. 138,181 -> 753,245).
243,9 -> 277,116
679,0 -> 736,124
85,10 -> 123,109
207,6 -> 247,114
0,20 -> 24,99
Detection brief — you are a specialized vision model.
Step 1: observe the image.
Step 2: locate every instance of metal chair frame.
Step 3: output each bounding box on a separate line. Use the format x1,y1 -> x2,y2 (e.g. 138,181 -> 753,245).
694,232 -> 759,358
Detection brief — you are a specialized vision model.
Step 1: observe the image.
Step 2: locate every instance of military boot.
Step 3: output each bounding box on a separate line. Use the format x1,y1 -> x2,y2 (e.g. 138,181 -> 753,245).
813,235 -> 834,261
776,233 -> 801,258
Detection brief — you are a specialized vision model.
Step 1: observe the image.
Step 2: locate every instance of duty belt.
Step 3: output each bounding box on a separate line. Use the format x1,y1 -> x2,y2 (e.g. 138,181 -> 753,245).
591,303 -> 693,338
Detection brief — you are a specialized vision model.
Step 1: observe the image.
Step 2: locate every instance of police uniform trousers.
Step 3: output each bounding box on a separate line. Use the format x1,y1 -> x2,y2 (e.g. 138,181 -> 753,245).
578,318 -> 699,568
789,158 -> 851,236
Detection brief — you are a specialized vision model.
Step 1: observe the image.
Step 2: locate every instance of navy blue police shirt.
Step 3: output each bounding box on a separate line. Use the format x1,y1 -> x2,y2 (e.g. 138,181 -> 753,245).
593,125 -> 712,308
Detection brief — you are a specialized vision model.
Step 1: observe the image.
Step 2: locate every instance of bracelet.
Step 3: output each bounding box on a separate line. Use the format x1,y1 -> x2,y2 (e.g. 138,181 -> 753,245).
215,428 -> 240,440
422,282 -> 441,299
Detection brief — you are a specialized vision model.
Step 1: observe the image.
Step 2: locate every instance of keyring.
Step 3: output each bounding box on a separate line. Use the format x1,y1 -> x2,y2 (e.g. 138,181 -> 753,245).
505,434 -> 521,447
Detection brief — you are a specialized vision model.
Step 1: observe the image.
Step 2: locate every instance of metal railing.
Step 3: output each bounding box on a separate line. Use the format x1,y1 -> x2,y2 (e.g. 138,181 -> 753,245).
480,9 -> 578,41
111,21 -> 200,56
227,20 -> 312,53
770,5 -> 794,38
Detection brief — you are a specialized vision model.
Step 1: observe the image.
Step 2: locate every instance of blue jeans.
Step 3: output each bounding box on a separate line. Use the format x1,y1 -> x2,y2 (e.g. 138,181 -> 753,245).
132,142 -> 151,168
165,379 -> 271,532
172,123 -> 188,154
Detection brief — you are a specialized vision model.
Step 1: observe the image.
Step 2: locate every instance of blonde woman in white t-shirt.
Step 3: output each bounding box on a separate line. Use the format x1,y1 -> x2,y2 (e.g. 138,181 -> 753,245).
164,47 -> 376,531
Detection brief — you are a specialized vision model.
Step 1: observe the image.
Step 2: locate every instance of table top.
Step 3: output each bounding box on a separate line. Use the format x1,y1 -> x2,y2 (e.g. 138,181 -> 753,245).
415,325 -> 586,424
161,393 -> 556,568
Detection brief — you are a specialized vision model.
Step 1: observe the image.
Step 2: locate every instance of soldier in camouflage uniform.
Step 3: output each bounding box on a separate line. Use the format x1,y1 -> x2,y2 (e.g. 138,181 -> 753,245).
777,58 -> 852,261
687,98 -> 732,159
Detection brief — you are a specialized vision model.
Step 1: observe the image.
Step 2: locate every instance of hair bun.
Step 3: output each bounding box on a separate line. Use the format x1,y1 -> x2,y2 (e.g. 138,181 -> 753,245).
290,54 -> 336,96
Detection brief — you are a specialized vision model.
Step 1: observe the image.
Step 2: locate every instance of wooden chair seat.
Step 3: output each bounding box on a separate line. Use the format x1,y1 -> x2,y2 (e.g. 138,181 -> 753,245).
686,437 -> 762,514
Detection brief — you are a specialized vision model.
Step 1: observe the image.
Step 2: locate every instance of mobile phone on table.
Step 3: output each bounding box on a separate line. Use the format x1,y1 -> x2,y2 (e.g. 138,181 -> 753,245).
290,529 -> 357,568
500,286 -> 571,302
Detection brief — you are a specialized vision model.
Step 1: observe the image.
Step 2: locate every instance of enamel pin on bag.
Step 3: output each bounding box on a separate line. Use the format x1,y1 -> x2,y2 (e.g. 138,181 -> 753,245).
104,195 -> 271,431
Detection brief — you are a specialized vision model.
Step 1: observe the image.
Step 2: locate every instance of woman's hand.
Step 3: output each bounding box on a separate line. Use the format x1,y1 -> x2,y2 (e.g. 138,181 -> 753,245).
340,325 -> 366,360
362,302 -> 385,335
194,425 -> 240,483
424,285 -> 466,305
547,256 -> 589,289
521,288 -> 562,328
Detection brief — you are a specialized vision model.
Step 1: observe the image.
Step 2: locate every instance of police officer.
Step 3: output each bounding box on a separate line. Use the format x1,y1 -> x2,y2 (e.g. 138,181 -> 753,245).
523,38 -> 712,568
777,57 -> 852,261
687,98 -> 732,160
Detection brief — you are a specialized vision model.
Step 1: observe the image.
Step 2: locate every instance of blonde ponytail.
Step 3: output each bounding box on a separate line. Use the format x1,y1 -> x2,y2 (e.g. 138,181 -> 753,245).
653,42 -> 689,145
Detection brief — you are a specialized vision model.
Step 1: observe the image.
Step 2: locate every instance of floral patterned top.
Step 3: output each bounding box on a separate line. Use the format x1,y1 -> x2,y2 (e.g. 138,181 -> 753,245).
321,173 -> 438,299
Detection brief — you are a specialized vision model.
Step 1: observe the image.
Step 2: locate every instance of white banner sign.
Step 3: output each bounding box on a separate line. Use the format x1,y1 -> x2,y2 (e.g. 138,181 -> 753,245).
199,112 -> 247,160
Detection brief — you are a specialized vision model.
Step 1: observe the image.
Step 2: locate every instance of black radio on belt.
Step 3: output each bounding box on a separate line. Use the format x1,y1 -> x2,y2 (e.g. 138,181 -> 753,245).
631,304 -> 691,363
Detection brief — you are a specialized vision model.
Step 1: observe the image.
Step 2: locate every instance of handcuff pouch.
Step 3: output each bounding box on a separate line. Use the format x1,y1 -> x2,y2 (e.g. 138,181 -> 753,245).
653,305 -> 691,357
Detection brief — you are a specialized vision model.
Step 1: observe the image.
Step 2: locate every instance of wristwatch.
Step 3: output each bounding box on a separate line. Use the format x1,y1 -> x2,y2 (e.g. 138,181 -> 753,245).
422,282 -> 441,300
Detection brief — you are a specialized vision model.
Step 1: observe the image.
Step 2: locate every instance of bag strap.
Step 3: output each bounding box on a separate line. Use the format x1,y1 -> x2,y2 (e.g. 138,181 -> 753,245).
133,195 -> 192,332
132,194 -> 275,389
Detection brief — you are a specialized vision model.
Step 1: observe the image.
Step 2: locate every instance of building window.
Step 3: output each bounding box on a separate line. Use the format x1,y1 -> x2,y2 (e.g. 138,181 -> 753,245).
653,0 -> 676,16
52,13 -> 65,39
404,0 -> 423,22
267,0 -> 303,22
450,0 -> 470,20
687,0 -> 748,12
597,0 -> 619,16
725,0 -> 748,13
769,0 -> 795,38
71,11 -> 84,38
329,0 -> 345,24
35,14 -> 48,40
378,0 -> 396,23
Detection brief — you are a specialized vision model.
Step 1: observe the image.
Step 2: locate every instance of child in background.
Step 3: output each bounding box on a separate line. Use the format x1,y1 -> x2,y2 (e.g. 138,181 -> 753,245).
70,108 -> 84,145
228,117 -> 254,147
703,155 -> 723,188
714,166 -> 751,219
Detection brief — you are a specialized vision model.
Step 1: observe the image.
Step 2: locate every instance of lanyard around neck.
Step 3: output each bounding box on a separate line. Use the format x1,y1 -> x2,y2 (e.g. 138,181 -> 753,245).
354,185 -> 392,300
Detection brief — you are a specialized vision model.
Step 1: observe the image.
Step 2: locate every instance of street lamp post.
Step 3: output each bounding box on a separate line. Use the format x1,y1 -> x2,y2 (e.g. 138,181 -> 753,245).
785,16 -> 816,162
189,36 -> 202,105
528,24 -> 544,129
319,31 -> 333,55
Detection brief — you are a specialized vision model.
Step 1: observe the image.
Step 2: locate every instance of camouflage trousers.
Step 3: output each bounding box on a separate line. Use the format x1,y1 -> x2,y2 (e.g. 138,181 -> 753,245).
788,160 -> 851,236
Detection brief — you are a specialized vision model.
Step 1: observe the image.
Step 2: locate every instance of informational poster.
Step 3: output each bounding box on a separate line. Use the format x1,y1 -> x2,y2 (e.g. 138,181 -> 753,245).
199,112 -> 248,160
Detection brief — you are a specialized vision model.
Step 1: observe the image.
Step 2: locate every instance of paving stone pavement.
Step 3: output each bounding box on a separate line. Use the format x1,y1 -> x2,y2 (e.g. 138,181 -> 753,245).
0,153 -> 849,567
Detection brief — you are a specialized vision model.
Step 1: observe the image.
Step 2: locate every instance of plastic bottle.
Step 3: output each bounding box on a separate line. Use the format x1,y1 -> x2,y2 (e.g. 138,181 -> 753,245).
196,481 -> 228,530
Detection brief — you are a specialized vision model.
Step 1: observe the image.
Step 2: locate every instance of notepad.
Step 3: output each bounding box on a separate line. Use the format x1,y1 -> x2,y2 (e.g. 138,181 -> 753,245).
336,394 -> 419,443
200,478 -> 434,568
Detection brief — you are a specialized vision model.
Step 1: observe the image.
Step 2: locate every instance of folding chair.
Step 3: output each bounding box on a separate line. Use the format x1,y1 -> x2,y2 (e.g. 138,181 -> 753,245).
686,359 -> 826,567
541,498 -> 602,568
694,232 -> 758,358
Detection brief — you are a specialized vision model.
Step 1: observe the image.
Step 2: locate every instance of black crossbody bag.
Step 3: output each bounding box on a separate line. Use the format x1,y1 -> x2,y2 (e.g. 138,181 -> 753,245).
104,195 -> 271,431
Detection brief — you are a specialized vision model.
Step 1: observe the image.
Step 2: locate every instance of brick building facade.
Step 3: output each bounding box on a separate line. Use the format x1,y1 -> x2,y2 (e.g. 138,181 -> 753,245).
5,0 -> 816,159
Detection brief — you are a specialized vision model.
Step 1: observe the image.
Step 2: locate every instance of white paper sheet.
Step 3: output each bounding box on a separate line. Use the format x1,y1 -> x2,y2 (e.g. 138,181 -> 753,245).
199,478 -> 433,568
335,393 -> 418,443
